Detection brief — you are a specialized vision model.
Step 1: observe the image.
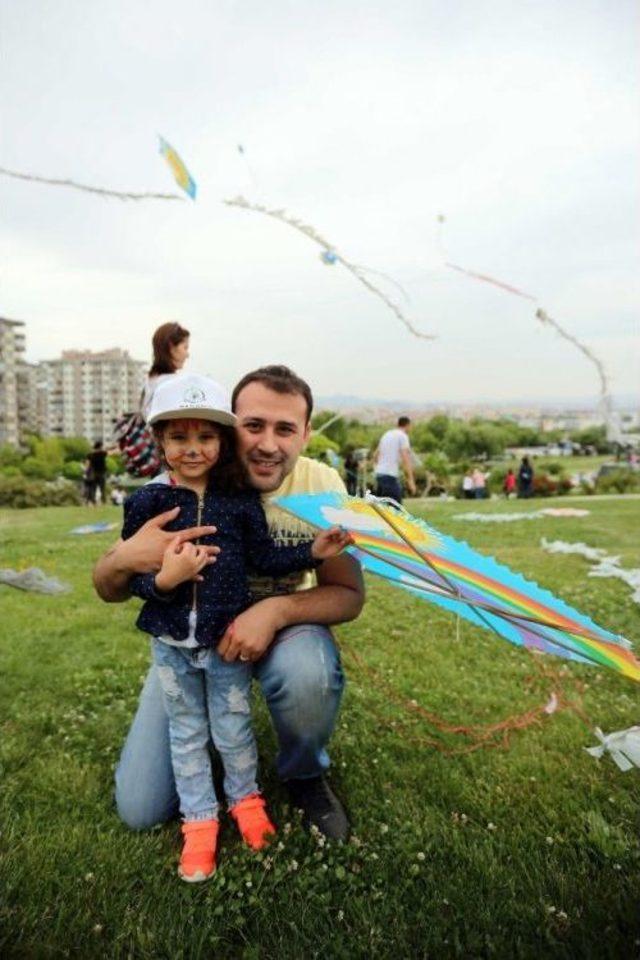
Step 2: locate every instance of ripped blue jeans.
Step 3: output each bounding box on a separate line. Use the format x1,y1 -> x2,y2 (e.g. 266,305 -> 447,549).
152,639 -> 257,821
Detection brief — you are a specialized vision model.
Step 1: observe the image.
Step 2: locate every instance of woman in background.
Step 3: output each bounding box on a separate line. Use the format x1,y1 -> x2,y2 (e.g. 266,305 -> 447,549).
141,322 -> 190,420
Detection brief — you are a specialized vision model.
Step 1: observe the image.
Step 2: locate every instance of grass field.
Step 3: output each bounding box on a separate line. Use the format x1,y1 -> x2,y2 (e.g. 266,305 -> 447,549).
1,499 -> 639,959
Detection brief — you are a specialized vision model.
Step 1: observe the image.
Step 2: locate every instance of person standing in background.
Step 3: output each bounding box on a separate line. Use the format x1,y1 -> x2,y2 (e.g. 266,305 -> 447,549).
373,416 -> 416,503
87,440 -> 108,505
142,322 -> 191,421
518,457 -> 535,498
471,467 -> 487,500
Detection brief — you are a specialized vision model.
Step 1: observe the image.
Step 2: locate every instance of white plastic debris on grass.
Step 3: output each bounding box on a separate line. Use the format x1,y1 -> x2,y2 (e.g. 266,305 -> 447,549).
69,522 -> 116,535
453,508 -> 589,523
541,538 -> 640,605
0,567 -> 71,595
585,726 -> 640,772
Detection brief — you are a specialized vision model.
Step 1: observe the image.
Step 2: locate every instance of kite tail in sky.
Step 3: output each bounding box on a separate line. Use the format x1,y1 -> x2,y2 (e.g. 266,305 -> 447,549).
224,195 -> 436,340
0,165 -> 184,201
437,214 -> 612,414
535,308 -> 610,403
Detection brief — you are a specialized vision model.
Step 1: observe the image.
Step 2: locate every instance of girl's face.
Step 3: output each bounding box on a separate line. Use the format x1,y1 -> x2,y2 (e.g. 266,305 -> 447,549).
170,337 -> 190,370
161,418 -> 221,489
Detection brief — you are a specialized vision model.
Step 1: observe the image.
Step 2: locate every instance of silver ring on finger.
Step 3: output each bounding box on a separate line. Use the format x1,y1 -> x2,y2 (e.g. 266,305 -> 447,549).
239,654 -> 249,662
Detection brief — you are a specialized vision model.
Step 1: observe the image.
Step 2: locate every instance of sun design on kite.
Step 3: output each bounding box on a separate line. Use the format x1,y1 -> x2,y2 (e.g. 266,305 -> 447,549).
340,498 -> 441,551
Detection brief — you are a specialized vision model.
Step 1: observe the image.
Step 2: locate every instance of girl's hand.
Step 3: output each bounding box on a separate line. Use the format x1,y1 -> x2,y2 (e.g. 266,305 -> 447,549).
155,537 -> 211,591
311,526 -> 353,561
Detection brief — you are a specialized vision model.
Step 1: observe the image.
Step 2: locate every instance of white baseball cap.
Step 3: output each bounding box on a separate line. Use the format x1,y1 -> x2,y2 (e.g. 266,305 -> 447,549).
147,373 -> 237,427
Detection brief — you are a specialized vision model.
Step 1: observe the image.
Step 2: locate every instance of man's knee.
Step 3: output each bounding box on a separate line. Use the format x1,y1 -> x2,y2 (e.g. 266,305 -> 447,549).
258,626 -> 344,725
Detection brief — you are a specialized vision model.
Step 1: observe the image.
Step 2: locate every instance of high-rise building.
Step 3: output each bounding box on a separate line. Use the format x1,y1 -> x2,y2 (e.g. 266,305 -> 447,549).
38,348 -> 146,441
0,317 -> 27,446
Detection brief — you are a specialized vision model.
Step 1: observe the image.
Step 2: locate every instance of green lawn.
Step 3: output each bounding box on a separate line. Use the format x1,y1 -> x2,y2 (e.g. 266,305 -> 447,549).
1,500 -> 639,959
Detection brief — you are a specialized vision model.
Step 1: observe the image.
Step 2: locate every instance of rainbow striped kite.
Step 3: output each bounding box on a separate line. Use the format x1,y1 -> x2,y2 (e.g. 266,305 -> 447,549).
158,136 -> 196,200
275,492 -> 640,682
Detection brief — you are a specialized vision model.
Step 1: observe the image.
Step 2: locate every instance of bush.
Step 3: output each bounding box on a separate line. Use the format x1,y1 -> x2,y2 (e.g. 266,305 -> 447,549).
595,470 -> 640,495
306,433 -> 340,463
530,472 -> 571,497
0,465 -> 22,479
60,437 -> 91,462
0,475 -> 81,509
62,461 -> 85,481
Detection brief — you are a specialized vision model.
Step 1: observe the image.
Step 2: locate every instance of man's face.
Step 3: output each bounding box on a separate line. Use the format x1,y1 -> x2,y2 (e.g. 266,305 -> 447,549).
234,382 -> 311,492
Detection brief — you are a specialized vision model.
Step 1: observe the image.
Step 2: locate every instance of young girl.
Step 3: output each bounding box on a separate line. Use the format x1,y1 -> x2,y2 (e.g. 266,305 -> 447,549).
122,374 -> 350,883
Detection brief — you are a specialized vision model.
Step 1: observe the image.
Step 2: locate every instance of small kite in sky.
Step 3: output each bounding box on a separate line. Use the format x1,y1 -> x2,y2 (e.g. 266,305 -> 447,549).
158,136 -> 197,200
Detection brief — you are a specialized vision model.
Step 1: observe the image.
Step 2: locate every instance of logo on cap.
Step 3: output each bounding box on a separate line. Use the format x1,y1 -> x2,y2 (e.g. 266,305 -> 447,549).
179,386 -> 207,408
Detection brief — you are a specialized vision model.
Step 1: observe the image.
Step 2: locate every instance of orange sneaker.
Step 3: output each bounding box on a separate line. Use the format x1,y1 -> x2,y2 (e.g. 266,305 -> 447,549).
230,794 -> 276,851
178,819 -> 219,883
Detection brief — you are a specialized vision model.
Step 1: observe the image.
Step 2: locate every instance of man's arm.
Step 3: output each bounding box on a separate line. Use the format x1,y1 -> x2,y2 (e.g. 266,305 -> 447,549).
92,506 -> 219,603
218,553 -> 364,662
400,447 -> 416,495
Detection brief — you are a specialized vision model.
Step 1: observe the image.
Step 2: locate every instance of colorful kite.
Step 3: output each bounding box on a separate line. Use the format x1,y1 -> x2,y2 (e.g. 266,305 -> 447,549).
224,195 -> 435,340
275,491 -> 640,682
158,136 -> 197,200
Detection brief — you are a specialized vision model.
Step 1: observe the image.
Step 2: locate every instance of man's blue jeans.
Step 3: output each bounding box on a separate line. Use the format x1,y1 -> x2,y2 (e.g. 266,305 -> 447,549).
115,625 -> 345,830
375,474 -> 403,503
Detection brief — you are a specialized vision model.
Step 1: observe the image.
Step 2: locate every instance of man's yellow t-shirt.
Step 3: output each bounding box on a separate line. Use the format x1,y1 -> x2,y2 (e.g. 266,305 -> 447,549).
248,456 -> 346,601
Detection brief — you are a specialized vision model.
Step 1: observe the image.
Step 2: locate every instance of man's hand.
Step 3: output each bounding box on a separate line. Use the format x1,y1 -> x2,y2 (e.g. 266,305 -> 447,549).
92,506 -> 219,602
217,598 -> 287,663
116,506 -> 218,574
155,538 -> 212,592
407,478 -> 417,496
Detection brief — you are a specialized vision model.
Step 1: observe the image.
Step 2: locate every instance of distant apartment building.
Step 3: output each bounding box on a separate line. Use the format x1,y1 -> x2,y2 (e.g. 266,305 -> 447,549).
38,348 -> 146,441
0,317 -> 35,445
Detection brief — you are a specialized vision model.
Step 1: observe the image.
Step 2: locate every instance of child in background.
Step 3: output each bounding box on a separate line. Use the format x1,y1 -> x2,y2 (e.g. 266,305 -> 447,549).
121,374 -> 350,882
503,468 -> 516,498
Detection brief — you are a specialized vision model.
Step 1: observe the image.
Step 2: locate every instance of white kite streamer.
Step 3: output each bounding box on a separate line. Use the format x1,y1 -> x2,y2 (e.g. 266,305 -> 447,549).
437,215 -> 613,421
225,195 -> 435,340
0,165 -> 184,202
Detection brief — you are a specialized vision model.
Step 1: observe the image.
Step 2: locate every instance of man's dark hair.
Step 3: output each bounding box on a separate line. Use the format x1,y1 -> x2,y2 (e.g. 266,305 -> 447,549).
231,365 -> 314,422
398,416 -> 411,428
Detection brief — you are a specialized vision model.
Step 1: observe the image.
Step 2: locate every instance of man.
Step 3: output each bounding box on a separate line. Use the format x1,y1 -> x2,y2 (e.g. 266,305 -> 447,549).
373,415 -> 416,503
93,365 -> 364,839
87,439 -> 108,505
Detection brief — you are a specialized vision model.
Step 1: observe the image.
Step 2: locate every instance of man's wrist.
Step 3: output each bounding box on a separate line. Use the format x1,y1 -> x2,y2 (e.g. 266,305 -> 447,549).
261,594 -> 291,632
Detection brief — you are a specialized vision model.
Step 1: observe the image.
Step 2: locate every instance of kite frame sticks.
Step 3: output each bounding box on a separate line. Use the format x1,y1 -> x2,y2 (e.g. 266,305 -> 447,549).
224,195 -> 436,341
274,496 -> 635,675
0,165 -> 184,202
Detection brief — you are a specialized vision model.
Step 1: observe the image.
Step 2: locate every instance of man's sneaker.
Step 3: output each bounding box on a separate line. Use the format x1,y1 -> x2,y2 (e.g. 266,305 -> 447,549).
287,776 -> 349,840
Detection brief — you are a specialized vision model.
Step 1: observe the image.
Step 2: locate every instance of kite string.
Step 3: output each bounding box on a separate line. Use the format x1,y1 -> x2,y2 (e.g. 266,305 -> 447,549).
340,640 -> 588,755
223,195 -> 436,340
340,640 -> 593,756
0,165 -> 184,202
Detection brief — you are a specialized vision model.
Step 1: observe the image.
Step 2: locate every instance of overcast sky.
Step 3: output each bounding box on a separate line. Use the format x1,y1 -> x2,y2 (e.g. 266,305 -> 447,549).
1,0 -> 638,404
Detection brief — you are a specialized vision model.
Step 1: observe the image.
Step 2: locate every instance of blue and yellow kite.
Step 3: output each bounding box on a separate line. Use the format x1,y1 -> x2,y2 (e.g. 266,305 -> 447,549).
158,136 -> 197,200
